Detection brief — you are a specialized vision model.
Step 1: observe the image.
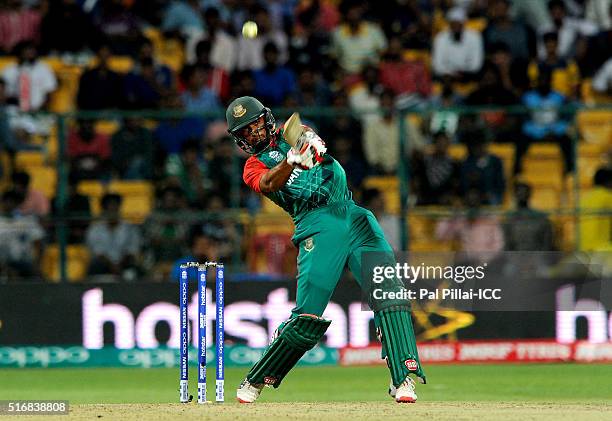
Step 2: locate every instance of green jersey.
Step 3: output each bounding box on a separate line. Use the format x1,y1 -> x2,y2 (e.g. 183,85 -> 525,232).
242,132 -> 352,224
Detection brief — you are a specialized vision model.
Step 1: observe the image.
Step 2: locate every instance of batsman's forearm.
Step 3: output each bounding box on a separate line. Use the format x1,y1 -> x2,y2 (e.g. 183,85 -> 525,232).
259,160 -> 294,193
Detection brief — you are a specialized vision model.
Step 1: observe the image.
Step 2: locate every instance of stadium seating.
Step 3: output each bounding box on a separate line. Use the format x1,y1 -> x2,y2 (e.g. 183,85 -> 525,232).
577,109 -> 612,144
41,244 -> 90,282
25,166 -> 57,199
107,180 -> 154,223
363,176 -> 400,214
15,151 -> 46,169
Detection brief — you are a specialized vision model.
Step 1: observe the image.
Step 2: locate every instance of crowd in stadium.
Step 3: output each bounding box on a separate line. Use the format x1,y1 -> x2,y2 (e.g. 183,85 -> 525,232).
0,0 -> 611,281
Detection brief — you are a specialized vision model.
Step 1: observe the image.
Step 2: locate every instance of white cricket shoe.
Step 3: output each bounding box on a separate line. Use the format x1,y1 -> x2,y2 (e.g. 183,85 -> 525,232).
237,379 -> 264,403
388,376 -> 417,403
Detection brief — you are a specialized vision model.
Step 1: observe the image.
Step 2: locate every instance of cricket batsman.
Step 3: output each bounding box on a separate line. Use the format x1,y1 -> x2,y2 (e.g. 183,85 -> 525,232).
226,96 -> 426,403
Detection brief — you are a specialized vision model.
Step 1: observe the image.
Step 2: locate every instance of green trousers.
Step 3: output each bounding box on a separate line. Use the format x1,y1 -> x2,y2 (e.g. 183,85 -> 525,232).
291,200 -> 403,316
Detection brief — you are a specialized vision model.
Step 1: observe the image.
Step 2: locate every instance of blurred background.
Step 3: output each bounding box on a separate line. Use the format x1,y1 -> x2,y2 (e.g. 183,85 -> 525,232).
0,0 -> 611,364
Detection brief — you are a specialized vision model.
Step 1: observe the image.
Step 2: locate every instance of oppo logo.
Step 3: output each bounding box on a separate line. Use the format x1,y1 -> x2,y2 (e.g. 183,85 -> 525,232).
0,346 -> 89,367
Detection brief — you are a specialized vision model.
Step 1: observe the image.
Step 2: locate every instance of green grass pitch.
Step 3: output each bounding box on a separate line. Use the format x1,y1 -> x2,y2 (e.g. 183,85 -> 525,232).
1,364 -> 612,404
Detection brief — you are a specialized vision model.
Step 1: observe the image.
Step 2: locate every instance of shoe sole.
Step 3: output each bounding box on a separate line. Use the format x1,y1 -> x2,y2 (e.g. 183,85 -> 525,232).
396,396 -> 417,403
237,397 -> 253,404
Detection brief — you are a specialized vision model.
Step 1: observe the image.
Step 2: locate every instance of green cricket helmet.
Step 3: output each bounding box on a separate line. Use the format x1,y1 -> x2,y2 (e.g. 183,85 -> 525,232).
226,96 -> 276,154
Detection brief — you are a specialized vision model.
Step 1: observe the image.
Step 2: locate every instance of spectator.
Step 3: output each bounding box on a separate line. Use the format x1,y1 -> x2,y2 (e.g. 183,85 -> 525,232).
93,0 -> 143,56
40,0 -> 92,55
85,193 -> 142,280
144,186 -> 193,267
253,42 -> 297,107
362,187 -> 400,251
136,39 -> 175,91
412,131 -> 460,206
331,0 -> 387,75
432,7 -> 483,82
464,63 -> 521,144
511,0 -> 553,31
293,67 -> 332,107
11,171 -> 49,217
579,168 -> 612,251
460,131 -> 506,205
111,118 -> 154,179
592,57 -> 612,96
197,193 -> 240,263
489,42 -> 530,97
2,41 -> 57,113
428,81 -> 462,139
162,0 -> 204,38
435,188 -> 505,264
378,35 -> 431,101
165,139 -> 208,207
229,70 -> 256,99
539,0 -> 597,60
362,89 -> 424,174
348,64 -> 384,124
124,57 -> 167,109
171,227 -> 221,281
180,64 -> 221,114
0,0 -> 41,54
1,42 -> 56,142
68,119 -> 111,180
529,32 -> 580,98
186,7 -> 237,72
154,93 -> 205,156
236,6 -> 289,71
321,90 -> 363,154
504,182 -> 554,251
77,44 -> 125,110
290,0 -> 337,74
587,3 -> 612,75
207,136 -> 241,204
331,136 -> 367,191
483,0 -> 534,60
374,0 -> 432,49
192,39 -> 231,103
50,173 -> 92,244
0,189 -> 44,279
519,71 -> 574,174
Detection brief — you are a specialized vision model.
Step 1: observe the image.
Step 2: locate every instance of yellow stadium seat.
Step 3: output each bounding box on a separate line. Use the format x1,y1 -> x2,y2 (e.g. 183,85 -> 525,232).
77,180 -> 105,215
448,144 -> 467,160
157,38 -> 185,72
95,120 -> 120,135
41,244 -> 90,282
77,180 -> 105,196
108,180 -> 154,223
579,142 -> 606,157
363,176 -> 401,214
577,109 -> 612,144
522,159 -> 563,177
578,156 -> 607,187
41,57 -> 64,72
25,166 -> 57,199
49,66 -> 83,113
15,151 -> 46,169
526,143 -> 561,158
530,188 -> 560,211
518,172 -> 563,189
108,56 -> 134,73
0,56 -> 16,71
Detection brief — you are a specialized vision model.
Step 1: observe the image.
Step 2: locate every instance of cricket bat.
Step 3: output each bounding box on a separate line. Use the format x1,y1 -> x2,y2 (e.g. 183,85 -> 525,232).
283,112 -> 304,147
